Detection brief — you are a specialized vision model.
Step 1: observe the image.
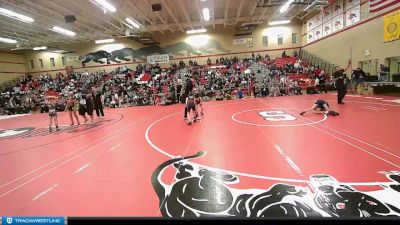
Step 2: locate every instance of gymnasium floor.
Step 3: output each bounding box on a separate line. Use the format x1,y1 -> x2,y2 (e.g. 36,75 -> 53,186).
1,94 -> 400,218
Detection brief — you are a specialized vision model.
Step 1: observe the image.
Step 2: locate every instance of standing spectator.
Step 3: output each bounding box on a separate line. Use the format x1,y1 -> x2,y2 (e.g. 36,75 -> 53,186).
351,68 -> 365,94
379,64 -> 390,81
92,86 -> 105,118
176,79 -> 182,103
293,49 -> 298,57
261,84 -> 269,97
237,88 -> 244,99
318,71 -> 327,93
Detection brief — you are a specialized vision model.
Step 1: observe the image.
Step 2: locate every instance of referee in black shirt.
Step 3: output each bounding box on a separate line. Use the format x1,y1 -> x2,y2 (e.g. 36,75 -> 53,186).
333,68 -> 346,104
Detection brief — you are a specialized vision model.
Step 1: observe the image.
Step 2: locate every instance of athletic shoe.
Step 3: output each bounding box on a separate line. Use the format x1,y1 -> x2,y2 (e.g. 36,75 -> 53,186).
49,127 -> 52,133
56,127 -> 60,131
187,122 -> 192,125
300,111 -> 306,115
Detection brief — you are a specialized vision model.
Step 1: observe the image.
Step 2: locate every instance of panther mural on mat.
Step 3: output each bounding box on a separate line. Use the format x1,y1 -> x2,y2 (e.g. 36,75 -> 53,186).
151,151 -> 400,218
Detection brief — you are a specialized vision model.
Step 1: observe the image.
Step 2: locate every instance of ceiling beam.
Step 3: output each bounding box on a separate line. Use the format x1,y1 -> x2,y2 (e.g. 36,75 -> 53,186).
268,4 -> 295,23
212,0 -> 215,28
235,0 -> 244,26
124,0 -> 160,34
0,13 -> 82,44
42,0 -> 111,36
249,0 -> 258,20
177,0 -> 194,30
54,0 -> 123,32
162,0 -> 184,32
145,15 -> 278,31
2,0 -> 96,41
22,0 -> 107,39
195,0 -> 204,28
223,0 -> 229,28
257,5 -> 269,22
0,30 -> 60,46
292,4 -> 309,19
144,0 -> 173,32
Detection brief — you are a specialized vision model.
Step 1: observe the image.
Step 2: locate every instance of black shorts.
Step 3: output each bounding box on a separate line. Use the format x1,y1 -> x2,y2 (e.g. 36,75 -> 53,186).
187,103 -> 195,112
79,104 -> 86,116
86,107 -> 93,116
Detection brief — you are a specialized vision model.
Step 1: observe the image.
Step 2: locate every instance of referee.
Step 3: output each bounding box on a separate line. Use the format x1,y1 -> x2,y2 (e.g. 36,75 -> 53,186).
333,68 -> 346,104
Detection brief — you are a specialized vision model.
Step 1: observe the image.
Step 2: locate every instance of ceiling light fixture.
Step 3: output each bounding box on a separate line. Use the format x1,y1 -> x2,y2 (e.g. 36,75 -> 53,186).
268,20 -> 291,25
95,38 -> 115,44
202,8 -> 210,21
279,0 -> 295,14
0,37 -> 17,44
186,28 -> 207,34
0,7 -> 34,23
52,50 -> 69,54
125,18 -> 140,29
33,46 -> 47,50
92,0 -> 116,13
51,26 -> 76,37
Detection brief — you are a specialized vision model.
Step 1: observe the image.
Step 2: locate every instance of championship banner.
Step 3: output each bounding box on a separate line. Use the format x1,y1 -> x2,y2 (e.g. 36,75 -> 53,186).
383,10 -> 400,42
147,54 -> 169,64
307,30 -> 315,43
346,5 -> 361,27
315,26 -> 323,39
333,0 -> 344,16
333,14 -> 344,32
307,17 -> 316,32
323,21 -> 333,36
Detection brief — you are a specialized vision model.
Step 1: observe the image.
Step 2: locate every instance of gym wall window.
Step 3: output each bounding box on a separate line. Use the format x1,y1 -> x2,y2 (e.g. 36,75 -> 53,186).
62,57 -> 66,66
50,58 -> 55,67
30,60 -> 34,69
262,36 -> 268,46
39,59 -> 43,68
292,33 -> 297,44
277,34 -> 283,45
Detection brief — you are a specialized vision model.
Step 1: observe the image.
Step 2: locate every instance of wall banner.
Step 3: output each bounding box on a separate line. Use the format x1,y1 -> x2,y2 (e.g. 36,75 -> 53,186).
383,10 -> 400,42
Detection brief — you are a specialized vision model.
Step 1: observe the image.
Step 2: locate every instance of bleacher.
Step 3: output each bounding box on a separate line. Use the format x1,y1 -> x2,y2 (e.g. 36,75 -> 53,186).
275,57 -> 297,67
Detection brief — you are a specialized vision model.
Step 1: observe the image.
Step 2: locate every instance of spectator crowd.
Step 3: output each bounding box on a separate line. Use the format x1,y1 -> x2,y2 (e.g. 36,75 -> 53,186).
0,51 -> 339,116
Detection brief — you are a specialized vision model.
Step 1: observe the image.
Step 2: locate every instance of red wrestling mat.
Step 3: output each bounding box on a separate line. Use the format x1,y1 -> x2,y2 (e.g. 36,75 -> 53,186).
0,94 -> 400,218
